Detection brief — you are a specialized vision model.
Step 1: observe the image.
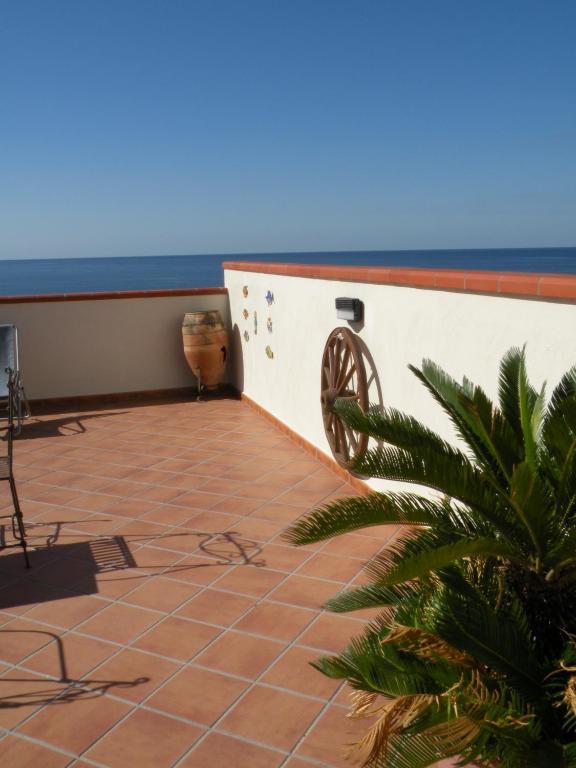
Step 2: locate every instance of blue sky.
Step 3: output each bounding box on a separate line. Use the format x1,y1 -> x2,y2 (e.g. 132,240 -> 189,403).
1,0 -> 575,259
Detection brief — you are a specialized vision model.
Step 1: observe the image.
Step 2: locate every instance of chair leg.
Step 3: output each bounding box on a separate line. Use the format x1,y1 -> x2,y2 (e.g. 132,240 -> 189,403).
9,476 -> 30,568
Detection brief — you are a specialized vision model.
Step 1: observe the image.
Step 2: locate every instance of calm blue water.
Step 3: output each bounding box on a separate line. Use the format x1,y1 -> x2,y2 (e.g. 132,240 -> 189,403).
1,248 -> 576,296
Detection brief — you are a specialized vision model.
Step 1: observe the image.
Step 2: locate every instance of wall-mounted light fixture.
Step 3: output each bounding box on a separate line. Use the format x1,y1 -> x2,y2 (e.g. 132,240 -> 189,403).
335,297 -> 363,322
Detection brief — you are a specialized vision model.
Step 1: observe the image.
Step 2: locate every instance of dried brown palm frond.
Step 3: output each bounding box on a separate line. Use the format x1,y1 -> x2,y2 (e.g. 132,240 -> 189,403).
563,676 -> 576,717
382,623 -> 477,668
347,690 -> 438,764
425,715 -> 482,754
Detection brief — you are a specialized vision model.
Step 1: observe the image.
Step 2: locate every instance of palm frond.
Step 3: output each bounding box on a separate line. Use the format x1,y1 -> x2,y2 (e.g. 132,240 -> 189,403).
325,582 -> 421,613
283,492 -> 483,547
364,529 -> 520,586
498,346 -> 525,440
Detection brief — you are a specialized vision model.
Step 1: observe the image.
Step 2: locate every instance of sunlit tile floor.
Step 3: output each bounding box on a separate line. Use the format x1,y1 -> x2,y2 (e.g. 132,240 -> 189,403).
0,397 -> 399,767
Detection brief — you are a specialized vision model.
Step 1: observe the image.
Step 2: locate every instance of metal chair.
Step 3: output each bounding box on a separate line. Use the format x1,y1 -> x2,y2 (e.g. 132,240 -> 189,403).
1,324 -> 30,567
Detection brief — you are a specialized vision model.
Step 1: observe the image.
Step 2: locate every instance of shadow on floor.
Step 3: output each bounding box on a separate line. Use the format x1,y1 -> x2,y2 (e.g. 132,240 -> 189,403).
16,412 -> 131,440
0,629 -> 149,708
0,527 -> 264,610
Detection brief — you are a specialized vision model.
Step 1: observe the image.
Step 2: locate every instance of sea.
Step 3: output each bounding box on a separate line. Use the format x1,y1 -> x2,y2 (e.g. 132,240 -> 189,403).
1,247 -> 576,296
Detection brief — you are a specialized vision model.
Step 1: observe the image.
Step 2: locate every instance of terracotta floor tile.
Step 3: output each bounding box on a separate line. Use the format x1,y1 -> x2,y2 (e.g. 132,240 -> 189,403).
196,631 -> 283,679
273,487 -> 332,507
227,517 -> 286,541
321,533 -> 384,560
182,510 -> 242,533
148,665 -> 248,724
64,492 -> 119,513
197,478 -> 243,495
236,601 -> 315,641
150,529 -> 206,554
234,483 -> 282,501
85,707 -> 203,768
269,575 -> 340,610
75,568 -> 150,599
219,685 -> 323,750
170,490 -> 228,510
78,602 -> 160,644
0,577 -> 64,614
19,689 -> 130,754
214,566 -> 285,598
31,557 -> 96,589
282,759 -> 317,768
162,555 -> 232,585
298,553 -> 363,583
298,613 -> 364,653
0,670 -> 65,728
0,617 -> 57,664
24,632 -> 116,680
141,504 -> 193,525
262,645 -> 341,700
299,614 -> 363,654
129,484 -> 186,503
133,616 -> 221,661
176,589 -> 253,626
88,648 -> 179,702
255,502 -> 308,523
25,594 -> 108,629
0,734 -> 71,767
258,544 -> 310,572
296,705 -> 369,766
130,544 -> 185,569
98,480 -> 147,497
121,576 -> 195,612
210,495 -> 264,516
157,473 -> 211,491
100,498 -> 159,519
155,459 -> 204,473
111,519 -> 171,542
179,732 -> 282,768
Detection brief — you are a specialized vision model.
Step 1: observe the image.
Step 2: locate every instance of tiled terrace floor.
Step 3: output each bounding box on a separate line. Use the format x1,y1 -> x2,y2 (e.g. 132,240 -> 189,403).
0,397 -> 398,768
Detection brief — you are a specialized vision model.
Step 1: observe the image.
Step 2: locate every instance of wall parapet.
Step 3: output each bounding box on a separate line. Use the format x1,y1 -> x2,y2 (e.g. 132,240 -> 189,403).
0,287 -> 227,305
222,261 -> 576,301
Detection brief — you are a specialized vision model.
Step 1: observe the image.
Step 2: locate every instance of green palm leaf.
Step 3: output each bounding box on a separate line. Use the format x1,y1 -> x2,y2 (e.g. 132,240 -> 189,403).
364,532 -> 520,586
283,492 -> 480,547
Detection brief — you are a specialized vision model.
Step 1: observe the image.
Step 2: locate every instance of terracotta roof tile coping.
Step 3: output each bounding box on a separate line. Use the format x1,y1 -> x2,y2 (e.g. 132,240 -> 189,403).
222,261 -> 576,301
0,286 -> 227,304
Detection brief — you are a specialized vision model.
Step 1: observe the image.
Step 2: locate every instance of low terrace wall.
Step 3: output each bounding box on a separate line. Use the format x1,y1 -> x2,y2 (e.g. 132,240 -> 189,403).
224,262 -> 576,489
0,289 -> 229,401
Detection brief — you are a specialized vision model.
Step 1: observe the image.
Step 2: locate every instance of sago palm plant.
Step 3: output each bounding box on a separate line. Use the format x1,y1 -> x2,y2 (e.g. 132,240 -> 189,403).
285,348 -> 576,767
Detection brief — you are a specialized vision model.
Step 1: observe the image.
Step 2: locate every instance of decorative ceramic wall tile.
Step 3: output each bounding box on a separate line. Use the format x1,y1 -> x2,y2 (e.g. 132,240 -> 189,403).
243,309 -> 249,320
266,317 -> 273,333
265,345 -> 274,359
244,330 -> 250,342
242,286 -> 249,298
265,290 -> 274,306
254,311 -> 258,335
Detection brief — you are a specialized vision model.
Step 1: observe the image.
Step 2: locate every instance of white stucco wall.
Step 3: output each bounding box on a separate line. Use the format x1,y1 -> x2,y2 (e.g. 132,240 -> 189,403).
225,268 -> 576,489
0,292 -> 230,399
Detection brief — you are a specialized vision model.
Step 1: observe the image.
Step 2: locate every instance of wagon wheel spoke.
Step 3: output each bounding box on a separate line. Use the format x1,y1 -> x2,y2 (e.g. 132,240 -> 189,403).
335,348 -> 351,391
332,338 -> 341,386
328,345 -> 335,384
344,424 -> 358,452
338,363 -> 356,393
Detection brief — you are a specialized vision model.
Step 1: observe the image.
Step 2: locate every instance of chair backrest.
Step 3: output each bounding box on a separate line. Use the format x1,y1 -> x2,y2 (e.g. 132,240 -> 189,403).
0,324 -> 17,399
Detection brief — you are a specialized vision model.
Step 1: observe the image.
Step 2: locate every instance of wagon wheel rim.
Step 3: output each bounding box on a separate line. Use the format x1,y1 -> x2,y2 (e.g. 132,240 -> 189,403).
321,327 -> 369,468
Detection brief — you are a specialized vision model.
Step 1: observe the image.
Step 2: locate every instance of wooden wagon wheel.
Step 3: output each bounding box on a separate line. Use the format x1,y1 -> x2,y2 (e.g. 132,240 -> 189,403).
321,327 -> 369,468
